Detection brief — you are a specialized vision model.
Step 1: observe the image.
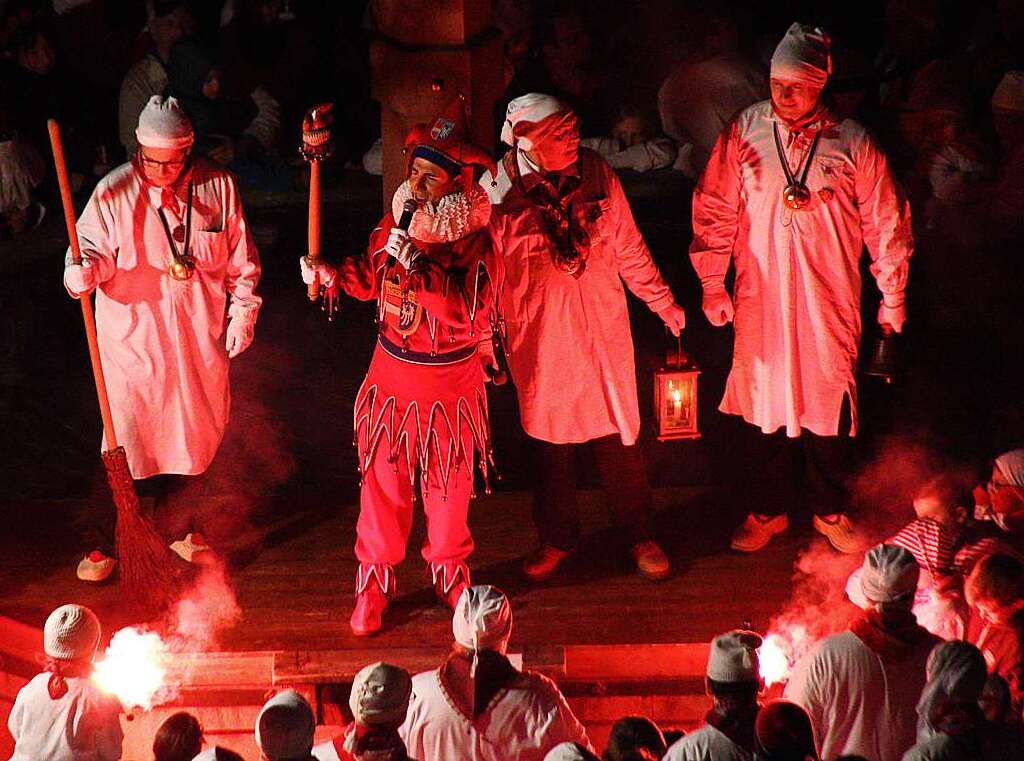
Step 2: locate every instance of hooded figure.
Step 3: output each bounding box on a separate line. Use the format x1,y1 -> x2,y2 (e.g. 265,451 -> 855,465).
902,641 -> 1022,760
312,662 -> 413,761
63,95 -> 261,579
299,99 -> 500,637
691,22 -> 913,556
482,92 -> 686,584
785,544 -> 941,760
8,604 -> 123,761
399,585 -> 591,760
256,690 -> 316,761
666,629 -> 762,761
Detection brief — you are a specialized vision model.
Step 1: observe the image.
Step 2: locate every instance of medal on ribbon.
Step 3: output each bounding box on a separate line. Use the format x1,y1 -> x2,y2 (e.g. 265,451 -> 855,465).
773,123 -> 822,212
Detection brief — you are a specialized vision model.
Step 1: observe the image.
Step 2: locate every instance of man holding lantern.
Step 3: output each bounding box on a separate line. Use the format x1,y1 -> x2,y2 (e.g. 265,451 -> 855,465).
482,93 -> 687,583
690,23 -> 914,553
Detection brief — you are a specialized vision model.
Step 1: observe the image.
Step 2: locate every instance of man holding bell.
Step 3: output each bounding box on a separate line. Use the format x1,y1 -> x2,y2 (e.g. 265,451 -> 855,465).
63,95 -> 262,580
690,24 -> 913,554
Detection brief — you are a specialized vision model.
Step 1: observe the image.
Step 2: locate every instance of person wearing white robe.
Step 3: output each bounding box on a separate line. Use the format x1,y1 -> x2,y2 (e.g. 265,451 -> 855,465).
784,544 -> 940,761
64,95 -> 260,577
399,585 -> 591,761
690,23 -> 913,555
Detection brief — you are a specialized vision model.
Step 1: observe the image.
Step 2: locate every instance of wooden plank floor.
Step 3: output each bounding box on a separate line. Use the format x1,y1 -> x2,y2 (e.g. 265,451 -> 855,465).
0,487 -> 805,655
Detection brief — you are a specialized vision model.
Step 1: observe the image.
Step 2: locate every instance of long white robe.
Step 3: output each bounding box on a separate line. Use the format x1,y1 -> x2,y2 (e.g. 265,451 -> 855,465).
68,159 -> 261,478
784,630 -> 938,761
482,148 -> 676,445
663,724 -> 751,761
399,667 -> 590,761
690,101 -> 913,437
8,673 -> 123,761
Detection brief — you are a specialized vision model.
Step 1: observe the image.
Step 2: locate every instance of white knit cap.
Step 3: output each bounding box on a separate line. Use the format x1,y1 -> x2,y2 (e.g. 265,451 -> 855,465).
256,690 -> 314,760
771,23 -> 832,88
992,72 -> 1024,112
707,629 -> 763,683
349,662 -> 412,729
860,544 -> 920,605
453,585 -> 513,656
501,92 -> 570,147
43,604 -> 101,661
543,742 -> 599,761
136,95 -> 194,150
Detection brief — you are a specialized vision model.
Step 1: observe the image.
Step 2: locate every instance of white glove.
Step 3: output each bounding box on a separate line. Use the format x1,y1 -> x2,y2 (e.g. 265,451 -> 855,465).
656,302 -> 686,336
299,256 -> 337,288
384,227 -> 417,270
225,315 -> 255,358
64,259 -> 98,297
878,296 -> 906,334
701,284 -> 734,326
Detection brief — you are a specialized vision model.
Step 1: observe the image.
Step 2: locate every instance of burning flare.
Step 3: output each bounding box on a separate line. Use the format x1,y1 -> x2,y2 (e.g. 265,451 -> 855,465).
93,627 -> 170,709
759,624 -> 809,687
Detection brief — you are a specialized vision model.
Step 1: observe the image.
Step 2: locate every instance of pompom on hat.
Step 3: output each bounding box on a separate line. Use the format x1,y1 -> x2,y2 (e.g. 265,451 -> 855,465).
349,662 -> 412,729
771,23 -> 832,89
44,604 -> 101,661
136,95 -> 194,150
707,629 -> 763,683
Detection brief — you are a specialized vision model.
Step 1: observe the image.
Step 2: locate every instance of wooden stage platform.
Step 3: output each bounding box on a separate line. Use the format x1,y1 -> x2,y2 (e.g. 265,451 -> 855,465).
0,487 -> 811,757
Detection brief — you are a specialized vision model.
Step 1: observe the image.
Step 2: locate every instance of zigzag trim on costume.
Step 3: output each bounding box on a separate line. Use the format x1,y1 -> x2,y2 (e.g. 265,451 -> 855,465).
353,383 -> 494,500
355,562 -> 395,595
430,560 -> 470,594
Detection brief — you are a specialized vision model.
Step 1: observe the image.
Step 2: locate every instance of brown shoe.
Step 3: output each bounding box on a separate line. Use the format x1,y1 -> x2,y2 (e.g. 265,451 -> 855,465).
522,545 -> 571,582
631,540 -> 671,580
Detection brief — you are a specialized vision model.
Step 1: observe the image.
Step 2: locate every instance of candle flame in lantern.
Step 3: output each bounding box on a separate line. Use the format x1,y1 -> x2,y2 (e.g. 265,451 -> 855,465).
671,388 -> 682,402
93,627 -> 169,710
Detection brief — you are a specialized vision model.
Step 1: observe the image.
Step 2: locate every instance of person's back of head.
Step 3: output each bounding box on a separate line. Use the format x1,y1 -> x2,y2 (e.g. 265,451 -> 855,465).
153,711 -> 203,761
754,700 -> 819,761
602,715 -> 665,761
859,543 -> 920,613
256,690 -> 315,761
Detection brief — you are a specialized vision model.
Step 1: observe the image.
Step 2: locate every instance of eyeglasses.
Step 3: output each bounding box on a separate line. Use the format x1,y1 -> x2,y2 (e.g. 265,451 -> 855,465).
138,153 -> 188,169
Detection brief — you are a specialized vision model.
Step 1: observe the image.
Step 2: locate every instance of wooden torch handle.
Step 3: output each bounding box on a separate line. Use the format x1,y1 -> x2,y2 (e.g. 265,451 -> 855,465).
306,160 -> 321,301
48,119 -> 119,449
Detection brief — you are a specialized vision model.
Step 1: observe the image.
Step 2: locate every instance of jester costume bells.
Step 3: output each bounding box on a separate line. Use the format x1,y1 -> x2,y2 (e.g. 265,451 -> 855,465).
306,104 -> 498,635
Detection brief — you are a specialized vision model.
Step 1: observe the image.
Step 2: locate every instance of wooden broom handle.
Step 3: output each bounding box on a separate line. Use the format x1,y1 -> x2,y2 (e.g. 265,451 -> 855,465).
48,119 -> 119,449
306,160 -> 321,301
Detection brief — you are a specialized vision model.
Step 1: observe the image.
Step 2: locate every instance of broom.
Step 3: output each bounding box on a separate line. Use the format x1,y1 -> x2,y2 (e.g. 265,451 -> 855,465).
48,119 -> 183,613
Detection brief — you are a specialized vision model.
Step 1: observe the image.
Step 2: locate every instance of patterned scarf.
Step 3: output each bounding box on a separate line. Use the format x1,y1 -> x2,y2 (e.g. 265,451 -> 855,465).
504,150 -> 589,278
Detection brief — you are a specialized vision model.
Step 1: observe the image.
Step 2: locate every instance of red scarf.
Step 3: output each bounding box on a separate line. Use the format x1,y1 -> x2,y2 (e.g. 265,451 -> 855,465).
504,150 -> 588,278
39,656 -> 91,700
849,607 -> 931,660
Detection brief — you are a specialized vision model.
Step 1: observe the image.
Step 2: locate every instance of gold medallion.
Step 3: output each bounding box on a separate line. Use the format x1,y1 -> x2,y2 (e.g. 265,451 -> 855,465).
783,183 -> 812,210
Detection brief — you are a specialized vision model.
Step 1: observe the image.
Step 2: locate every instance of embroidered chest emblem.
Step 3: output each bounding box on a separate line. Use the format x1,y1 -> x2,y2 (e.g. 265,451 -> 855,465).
383,277 -> 423,337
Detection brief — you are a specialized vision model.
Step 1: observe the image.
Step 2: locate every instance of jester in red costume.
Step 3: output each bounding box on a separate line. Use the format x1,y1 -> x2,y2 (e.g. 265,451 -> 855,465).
301,101 -> 500,636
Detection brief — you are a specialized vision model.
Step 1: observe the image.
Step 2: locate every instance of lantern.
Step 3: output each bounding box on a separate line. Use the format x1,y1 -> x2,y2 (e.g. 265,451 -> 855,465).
654,336 -> 700,440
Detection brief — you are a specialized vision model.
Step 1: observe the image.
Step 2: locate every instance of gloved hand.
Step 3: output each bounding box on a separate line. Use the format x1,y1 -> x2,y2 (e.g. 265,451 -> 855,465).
225,315 -> 255,358
701,284 -> 734,326
478,339 -> 507,385
878,295 -> 906,334
299,256 -> 337,288
656,302 -> 686,336
384,227 -> 418,270
64,259 -> 98,297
